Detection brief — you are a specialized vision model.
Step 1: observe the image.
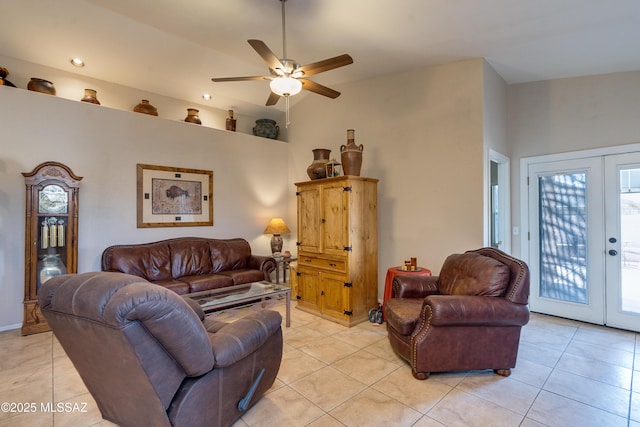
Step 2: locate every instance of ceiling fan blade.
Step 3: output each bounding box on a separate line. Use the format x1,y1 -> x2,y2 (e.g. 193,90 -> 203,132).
299,79 -> 341,99
248,40 -> 285,72
298,54 -> 353,77
211,76 -> 268,82
266,92 -> 281,106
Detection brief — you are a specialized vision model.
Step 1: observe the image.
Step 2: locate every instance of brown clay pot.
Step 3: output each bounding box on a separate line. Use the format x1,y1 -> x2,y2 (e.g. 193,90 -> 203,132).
184,108 -> 202,124
27,78 -> 56,95
0,67 -> 16,87
226,110 -> 236,131
307,148 -> 331,180
80,89 -> 100,105
340,129 -> 363,176
133,99 -> 158,116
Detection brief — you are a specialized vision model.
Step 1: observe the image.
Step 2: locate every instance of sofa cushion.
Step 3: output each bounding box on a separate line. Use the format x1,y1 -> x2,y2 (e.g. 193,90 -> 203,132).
384,298 -> 423,335
102,243 -> 172,282
177,274 -> 234,293
154,280 -> 191,295
169,239 -> 213,278
438,253 -> 510,297
209,239 -> 251,272
218,269 -> 265,285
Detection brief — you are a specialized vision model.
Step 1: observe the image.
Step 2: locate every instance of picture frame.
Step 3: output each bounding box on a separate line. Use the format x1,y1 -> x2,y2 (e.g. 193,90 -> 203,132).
136,163 -> 213,228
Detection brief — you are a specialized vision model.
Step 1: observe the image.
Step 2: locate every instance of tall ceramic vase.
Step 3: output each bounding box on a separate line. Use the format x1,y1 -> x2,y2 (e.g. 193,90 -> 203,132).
307,148 -> 331,180
340,129 -> 363,176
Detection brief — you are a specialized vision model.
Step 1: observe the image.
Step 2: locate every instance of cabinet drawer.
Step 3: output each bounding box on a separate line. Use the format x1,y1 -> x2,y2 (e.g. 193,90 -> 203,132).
298,255 -> 346,273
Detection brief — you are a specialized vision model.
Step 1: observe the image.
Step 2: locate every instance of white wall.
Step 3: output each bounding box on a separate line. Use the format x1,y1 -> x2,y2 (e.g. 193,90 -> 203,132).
508,70 -> 640,257
0,86 -> 290,330
482,62 -> 509,155
286,59 -> 487,297
482,61 -> 509,247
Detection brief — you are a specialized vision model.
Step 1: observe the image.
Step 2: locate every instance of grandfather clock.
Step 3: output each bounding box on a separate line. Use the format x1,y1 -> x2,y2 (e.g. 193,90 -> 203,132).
22,162 -> 82,335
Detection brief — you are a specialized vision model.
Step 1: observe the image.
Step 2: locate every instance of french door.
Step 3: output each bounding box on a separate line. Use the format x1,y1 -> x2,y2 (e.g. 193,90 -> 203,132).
527,152 -> 640,331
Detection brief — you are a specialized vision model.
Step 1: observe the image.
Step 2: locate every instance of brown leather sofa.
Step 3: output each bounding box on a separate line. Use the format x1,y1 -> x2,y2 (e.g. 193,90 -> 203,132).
384,247 -> 530,380
38,271 -> 283,427
101,237 -> 276,295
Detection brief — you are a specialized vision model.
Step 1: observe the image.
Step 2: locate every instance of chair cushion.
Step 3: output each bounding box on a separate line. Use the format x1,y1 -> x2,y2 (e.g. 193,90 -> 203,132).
384,298 -> 424,335
438,253 -> 510,297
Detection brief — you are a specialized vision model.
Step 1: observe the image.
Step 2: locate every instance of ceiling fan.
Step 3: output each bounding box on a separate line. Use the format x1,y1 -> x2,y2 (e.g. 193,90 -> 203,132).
211,0 -> 353,107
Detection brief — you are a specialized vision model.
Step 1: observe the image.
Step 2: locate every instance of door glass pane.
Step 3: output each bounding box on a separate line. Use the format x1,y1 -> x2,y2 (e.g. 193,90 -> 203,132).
538,172 -> 588,304
620,167 -> 640,313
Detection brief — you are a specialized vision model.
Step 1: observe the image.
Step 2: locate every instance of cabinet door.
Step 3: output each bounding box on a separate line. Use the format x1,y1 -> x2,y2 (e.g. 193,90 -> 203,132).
320,271 -> 351,322
321,182 -> 349,256
297,267 -> 320,312
297,185 -> 321,253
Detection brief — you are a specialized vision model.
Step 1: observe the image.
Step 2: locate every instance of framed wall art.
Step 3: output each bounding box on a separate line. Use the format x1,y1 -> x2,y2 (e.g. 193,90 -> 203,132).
136,163 -> 213,228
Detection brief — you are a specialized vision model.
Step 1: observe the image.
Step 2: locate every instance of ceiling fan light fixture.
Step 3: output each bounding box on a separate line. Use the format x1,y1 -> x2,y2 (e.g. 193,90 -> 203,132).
270,76 -> 302,96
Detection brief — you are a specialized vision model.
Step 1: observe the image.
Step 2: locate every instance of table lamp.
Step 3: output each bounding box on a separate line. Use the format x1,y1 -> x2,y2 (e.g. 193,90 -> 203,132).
264,217 -> 290,254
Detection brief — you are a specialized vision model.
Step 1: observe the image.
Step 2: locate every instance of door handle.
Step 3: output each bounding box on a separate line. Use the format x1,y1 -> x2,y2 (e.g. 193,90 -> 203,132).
608,249 -> 618,256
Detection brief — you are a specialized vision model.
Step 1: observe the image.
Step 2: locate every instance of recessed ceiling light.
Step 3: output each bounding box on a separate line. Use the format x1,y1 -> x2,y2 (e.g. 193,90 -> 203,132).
202,93 -> 211,101
70,58 -> 85,67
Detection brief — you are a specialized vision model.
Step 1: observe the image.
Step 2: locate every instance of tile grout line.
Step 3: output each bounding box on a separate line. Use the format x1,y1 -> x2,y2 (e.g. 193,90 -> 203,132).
51,332 -> 55,427
626,335 -> 637,427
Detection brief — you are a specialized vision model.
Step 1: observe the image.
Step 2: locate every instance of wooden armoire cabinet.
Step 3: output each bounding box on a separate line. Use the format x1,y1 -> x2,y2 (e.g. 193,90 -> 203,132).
22,162 -> 82,335
295,176 -> 378,327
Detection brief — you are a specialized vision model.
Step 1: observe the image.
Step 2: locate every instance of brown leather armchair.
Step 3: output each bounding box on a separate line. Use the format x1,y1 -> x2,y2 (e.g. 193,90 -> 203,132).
38,272 -> 283,427
384,248 -> 530,380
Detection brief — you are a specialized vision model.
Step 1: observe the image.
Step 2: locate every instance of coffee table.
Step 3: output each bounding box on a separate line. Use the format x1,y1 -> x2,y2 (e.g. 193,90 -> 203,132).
183,281 -> 291,327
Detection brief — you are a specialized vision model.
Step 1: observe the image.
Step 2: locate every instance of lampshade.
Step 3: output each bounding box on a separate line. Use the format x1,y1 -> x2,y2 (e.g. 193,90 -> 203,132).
264,217 -> 290,235
269,77 -> 302,97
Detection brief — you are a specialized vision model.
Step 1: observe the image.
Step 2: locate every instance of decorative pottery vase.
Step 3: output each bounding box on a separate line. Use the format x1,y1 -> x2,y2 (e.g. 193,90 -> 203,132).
307,148 -> 331,180
0,67 -> 16,87
133,99 -> 158,116
340,129 -> 364,176
37,254 -> 66,291
252,118 -> 279,139
27,77 -> 56,95
184,108 -> 202,124
80,88 -> 100,105
226,110 -> 236,131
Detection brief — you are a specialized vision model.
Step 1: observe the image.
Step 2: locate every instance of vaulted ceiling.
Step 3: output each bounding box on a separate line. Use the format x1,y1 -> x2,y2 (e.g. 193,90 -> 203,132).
2,0 -> 640,116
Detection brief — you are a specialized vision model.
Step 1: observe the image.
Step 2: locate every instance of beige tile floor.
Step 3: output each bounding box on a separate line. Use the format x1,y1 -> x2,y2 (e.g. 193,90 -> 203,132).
0,305 -> 638,427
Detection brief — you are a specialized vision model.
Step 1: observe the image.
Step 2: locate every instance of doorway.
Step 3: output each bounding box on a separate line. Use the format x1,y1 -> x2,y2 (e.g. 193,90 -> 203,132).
525,150 -> 640,332
489,150 -> 510,252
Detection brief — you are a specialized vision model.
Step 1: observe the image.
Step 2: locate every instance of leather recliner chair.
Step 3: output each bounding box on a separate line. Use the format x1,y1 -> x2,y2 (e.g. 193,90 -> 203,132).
384,247 -> 530,380
38,271 -> 283,427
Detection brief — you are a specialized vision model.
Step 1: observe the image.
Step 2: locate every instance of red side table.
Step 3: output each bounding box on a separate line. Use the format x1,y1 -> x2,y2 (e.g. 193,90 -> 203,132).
382,266 -> 432,319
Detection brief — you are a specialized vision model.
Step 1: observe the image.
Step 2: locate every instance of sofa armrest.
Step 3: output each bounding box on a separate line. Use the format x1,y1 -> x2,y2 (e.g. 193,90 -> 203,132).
248,255 -> 277,282
208,310 -> 282,367
183,297 -> 205,320
393,275 -> 439,298
422,295 -> 530,327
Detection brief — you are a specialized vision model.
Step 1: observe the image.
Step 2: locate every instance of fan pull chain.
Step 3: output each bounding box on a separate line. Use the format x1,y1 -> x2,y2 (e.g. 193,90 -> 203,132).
285,95 -> 291,128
